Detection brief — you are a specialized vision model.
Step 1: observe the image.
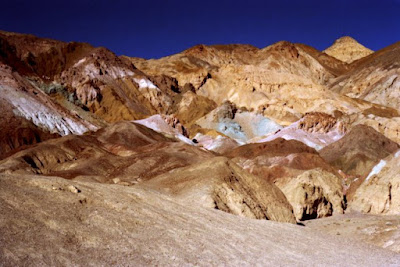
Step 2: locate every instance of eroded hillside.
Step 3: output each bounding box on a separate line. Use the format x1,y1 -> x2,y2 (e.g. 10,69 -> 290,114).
1,30 -> 400,265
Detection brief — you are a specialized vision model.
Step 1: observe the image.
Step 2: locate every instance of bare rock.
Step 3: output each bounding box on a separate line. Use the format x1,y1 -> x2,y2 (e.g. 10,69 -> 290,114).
319,124 -> 399,178
298,112 -> 347,134
277,169 -> 345,221
66,185 -> 80,193
161,114 -> 189,137
350,153 -> 400,214
143,157 -> 297,223
323,36 -> 373,63
329,40 -> 400,111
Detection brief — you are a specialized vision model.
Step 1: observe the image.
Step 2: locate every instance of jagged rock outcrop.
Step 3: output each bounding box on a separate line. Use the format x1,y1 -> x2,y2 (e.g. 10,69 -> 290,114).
0,31 -> 179,127
0,99 -> 59,159
225,138 -> 344,220
0,61 -> 101,136
277,169 -> 345,221
297,112 -> 347,134
144,157 -> 297,223
350,152 -> 400,214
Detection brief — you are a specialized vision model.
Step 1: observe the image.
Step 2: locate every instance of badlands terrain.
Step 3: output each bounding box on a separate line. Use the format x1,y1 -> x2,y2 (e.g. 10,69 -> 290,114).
1,30 -> 400,265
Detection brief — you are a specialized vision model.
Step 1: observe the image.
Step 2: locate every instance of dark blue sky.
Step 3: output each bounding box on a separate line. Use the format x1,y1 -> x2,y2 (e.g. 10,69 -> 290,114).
1,0 -> 399,59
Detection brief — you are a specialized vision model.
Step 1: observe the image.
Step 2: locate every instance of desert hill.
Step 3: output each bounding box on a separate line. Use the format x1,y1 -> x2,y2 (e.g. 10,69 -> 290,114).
1,30 -> 400,264
320,124 -> 399,178
350,150 -> 400,215
323,36 -> 374,63
330,41 -> 400,111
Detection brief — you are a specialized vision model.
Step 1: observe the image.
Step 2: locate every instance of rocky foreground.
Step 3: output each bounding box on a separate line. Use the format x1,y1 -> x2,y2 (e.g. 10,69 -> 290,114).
1,30 -> 400,265
1,174 -> 400,266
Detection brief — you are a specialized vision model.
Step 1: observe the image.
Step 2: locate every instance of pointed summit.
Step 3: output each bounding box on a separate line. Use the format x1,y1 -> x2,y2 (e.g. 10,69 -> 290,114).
332,36 -> 359,44
323,36 -> 373,63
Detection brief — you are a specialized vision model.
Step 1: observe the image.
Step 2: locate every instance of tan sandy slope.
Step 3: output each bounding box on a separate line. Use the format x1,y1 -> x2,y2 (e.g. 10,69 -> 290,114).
1,174 -> 399,266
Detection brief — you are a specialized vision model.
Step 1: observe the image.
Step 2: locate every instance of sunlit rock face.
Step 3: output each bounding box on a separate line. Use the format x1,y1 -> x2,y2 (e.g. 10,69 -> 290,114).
323,36 -> 373,63
329,40 -> 400,113
350,151 -> 400,215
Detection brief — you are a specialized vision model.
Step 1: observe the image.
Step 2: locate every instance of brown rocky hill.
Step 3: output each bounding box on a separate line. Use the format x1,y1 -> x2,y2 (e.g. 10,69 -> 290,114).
0,30 -> 94,78
330,41 -> 400,110
319,124 -> 399,178
225,138 -> 344,221
175,38 -> 392,139
350,151 -> 400,214
296,43 -> 351,76
0,121 -> 212,182
326,40 -> 400,145
129,40 -> 378,127
0,30 -> 220,133
277,169 -> 345,221
319,124 -> 399,200
0,31 -> 171,124
0,98 -> 59,159
0,60 -> 102,136
0,120 -> 297,223
144,156 -> 296,223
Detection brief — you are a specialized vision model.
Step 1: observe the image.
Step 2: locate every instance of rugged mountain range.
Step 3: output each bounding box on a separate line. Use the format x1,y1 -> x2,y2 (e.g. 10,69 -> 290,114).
1,30 -> 400,265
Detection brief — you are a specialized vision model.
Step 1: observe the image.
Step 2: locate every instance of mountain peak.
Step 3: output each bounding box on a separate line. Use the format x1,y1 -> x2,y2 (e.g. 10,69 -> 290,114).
333,36 -> 359,44
323,36 -> 373,63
